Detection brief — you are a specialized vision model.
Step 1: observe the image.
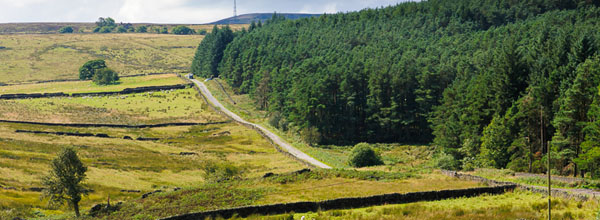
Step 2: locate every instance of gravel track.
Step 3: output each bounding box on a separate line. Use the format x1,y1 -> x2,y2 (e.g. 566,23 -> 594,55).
191,79 -> 331,169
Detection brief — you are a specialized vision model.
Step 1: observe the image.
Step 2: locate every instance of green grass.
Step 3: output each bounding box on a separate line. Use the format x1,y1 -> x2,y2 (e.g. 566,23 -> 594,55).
0,84 -> 306,219
0,88 -> 225,124
473,168 -> 600,190
0,74 -> 185,95
0,33 -> 201,84
249,190 -> 599,220
0,120 -> 305,219
95,170 -> 483,219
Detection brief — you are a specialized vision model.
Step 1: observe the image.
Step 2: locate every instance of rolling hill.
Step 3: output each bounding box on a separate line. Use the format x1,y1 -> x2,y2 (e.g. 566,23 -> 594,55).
209,13 -> 321,24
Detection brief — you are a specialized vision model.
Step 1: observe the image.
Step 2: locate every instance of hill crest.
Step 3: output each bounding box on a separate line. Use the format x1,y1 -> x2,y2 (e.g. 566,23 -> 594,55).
209,13 -> 321,24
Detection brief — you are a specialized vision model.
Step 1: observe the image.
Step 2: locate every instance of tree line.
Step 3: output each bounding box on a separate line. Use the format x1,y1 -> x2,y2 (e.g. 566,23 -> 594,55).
192,0 -> 600,177
57,17 -> 205,35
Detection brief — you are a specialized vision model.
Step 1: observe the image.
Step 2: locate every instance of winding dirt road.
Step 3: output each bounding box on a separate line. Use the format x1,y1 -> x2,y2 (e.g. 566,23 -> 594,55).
191,79 -> 332,169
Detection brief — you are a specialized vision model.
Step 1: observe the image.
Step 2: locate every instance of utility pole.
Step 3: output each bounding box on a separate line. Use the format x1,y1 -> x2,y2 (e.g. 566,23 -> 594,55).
542,106 -> 551,220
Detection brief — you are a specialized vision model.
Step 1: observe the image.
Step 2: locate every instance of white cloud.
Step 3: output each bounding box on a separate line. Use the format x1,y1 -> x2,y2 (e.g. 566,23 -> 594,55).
0,0 -> 415,23
0,0 -> 47,8
117,0 -> 232,23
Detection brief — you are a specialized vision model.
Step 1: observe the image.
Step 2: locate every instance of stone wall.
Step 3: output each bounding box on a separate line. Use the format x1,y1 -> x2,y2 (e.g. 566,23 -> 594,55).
0,119 -> 230,128
161,184 -> 516,220
0,84 -> 192,100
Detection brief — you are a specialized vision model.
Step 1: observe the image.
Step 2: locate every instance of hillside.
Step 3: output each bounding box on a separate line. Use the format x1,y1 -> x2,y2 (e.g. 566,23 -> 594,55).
209,13 -> 321,24
192,0 -> 600,176
0,23 -> 246,34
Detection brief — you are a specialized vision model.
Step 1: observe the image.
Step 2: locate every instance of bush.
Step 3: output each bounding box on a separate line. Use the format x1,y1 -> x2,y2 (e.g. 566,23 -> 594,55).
278,118 -> 289,131
348,143 -> 383,168
434,152 -> 459,170
135,25 -> 147,33
116,26 -> 127,33
93,68 -> 119,85
172,25 -> 195,35
99,26 -> 113,33
301,126 -> 321,146
58,26 -> 73,33
201,161 -> 245,183
153,26 -> 168,34
79,59 -> 107,80
268,112 -> 282,128
198,29 -> 207,35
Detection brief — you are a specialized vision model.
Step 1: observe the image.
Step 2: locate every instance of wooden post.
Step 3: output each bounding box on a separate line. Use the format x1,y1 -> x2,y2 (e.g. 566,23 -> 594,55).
542,106 -> 550,220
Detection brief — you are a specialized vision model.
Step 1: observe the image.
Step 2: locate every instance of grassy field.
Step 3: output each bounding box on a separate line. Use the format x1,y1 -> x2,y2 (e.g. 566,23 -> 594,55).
95,170 -> 483,219
0,74 -> 185,95
0,88 -> 225,124
252,190 -> 599,220
0,113 -> 305,219
0,33 -> 201,84
473,168 -> 600,190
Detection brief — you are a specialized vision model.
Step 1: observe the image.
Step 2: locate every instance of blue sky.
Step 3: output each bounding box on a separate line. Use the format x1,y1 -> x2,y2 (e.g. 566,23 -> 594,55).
0,0 -> 415,23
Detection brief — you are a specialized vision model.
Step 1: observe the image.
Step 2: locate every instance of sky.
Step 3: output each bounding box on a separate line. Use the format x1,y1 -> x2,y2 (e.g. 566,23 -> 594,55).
0,0 -> 415,24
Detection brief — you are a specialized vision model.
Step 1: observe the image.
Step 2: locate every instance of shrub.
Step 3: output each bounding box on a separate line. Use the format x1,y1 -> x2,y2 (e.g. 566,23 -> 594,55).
278,118 -> 289,131
116,26 -> 127,33
172,25 -> 195,35
434,152 -> 459,170
268,112 -> 282,128
198,29 -> 207,35
201,161 -> 245,183
348,143 -> 383,168
135,25 -> 147,33
92,68 -> 119,85
99,26 -> 113,33
301,126 -> 321,146
58,26 -> 73,33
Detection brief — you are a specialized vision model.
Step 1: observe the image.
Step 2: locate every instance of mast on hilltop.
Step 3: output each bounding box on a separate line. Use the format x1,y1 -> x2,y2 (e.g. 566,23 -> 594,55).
234,0 -> 237,17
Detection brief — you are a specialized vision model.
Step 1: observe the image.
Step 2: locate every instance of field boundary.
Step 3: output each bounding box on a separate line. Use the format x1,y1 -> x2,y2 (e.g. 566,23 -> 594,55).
0,119 -> 230,128
441,170 -> 594,201
160,184 -> 516,220
15,129 -> 160,141
0,83 -> 192,100
0,72 -> 181,87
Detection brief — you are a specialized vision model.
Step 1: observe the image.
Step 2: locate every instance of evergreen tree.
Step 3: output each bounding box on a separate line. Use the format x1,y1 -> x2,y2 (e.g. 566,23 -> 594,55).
552,57 -> 600,176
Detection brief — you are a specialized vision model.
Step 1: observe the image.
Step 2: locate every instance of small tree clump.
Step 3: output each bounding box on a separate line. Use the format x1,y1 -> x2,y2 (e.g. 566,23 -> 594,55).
135,25 -> 148,33
99,26 -> 113,33
172,25 -> 195,35
58,26 -> 73,33
93,67 -> 119,85
79,59 -> 107,80
41,147 -> 88,217
116,26 -> 127,33
348,143 -> 383,168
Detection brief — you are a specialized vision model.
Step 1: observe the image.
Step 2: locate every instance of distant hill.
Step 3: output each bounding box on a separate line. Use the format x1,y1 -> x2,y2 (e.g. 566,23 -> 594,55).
209,13 -> 322,24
